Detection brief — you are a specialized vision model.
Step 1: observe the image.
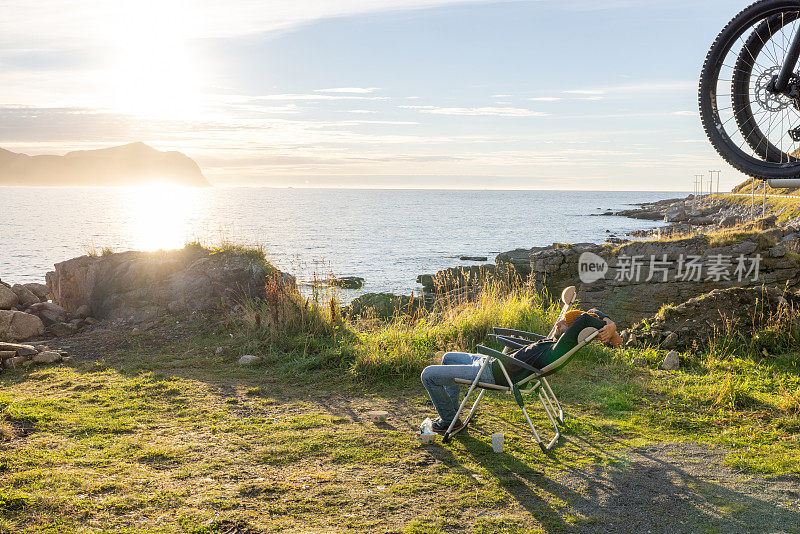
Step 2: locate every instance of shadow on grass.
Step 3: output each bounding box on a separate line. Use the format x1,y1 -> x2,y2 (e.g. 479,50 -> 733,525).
445,431 -> 800,534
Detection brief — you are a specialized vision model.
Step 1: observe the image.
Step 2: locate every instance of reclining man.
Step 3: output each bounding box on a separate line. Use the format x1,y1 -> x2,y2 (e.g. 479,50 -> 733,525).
420,308 -> 623,433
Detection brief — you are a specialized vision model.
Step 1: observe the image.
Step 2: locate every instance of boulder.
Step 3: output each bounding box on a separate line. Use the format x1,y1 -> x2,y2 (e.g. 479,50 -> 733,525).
45,247 -> 294,323
48,322 -> 79,337
460,256 -> 489,262
0,284 -> 19,310
0,342 -> 39,357
75,304 -> 92,318
346,292 -> 426,319
32,351 -> 61,364
0,310 -> 45,341
661,351 -> 680,371
25,302 -> 70,325
327,276 -> 365,290
23,283 -> 50,300
11,284 -> 39,308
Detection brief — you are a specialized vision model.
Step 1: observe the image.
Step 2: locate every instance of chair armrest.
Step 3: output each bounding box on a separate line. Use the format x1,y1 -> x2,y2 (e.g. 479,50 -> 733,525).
476,345 -> 541,374
488,334 -> 529,349
492,327 -> 546,341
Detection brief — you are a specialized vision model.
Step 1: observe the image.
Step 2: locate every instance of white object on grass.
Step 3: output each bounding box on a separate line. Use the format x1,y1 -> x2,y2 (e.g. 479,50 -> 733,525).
491,433 -> 504,453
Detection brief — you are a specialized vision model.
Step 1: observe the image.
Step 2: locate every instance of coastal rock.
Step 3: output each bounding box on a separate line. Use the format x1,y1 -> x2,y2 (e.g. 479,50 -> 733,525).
0,310 -> 45,341
497,226 -> 800,327
416,263 -> 519,293
23,283 -> 50,300
460,256 -> 489,262
48,322 -> 79,337
11,284 -> 39,308
769,245 -> 787,258
346,293 -> 426,319
46,247 -> 295,323
25,302 -> 70,325
0,342 -> 39,357
628,286 -> 800,351
32,351 -> 61,364
0,284 -> 19,309
327,276 -> 365,290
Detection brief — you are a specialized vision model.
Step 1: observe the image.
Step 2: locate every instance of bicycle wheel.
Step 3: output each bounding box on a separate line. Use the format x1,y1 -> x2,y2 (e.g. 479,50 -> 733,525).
699,0 -> 800,179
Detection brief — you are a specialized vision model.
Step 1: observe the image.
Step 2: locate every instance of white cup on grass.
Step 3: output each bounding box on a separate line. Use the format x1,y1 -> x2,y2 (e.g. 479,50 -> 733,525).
491,433 -> 504,453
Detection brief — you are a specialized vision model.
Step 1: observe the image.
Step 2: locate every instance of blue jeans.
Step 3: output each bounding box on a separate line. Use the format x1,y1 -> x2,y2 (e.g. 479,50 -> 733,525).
420,352 -> 496,422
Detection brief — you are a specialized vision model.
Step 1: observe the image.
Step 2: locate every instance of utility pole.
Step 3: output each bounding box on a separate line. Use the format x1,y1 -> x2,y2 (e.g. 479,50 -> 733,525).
709,170 -> 721,194
695,174 -> 705,203
751,177 -> 755,220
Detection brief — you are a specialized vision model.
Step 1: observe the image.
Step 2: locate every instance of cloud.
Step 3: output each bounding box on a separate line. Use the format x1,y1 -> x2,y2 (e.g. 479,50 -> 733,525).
315,87 -> 380,94
563,80 -> 695,96
672,110 -> 697,116
0,0 -> 514,45
562,89 -> 606,95
340,109 -> 378,114
401,105 -> 548,117
492,94 -> 513,98
528,97 -> 562,102
256,94 -> 389,101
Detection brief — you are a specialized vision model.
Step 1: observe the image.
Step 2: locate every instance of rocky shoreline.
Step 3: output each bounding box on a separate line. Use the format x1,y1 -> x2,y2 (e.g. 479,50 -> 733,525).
5,191 -> 800,367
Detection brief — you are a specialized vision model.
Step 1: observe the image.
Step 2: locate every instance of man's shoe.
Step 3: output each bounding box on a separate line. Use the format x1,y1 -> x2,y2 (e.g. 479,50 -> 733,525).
432,417 -> 464,434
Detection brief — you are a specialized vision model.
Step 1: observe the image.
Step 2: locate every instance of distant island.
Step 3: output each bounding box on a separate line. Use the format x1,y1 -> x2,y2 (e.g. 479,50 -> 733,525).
0,142 -> 210,187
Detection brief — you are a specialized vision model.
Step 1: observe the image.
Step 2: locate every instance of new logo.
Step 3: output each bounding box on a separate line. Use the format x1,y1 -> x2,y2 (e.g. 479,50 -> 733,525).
578,252 -> 608,284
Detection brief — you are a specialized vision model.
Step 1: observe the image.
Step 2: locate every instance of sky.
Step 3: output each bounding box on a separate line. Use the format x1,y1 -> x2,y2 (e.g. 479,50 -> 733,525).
0,0 -> 762,190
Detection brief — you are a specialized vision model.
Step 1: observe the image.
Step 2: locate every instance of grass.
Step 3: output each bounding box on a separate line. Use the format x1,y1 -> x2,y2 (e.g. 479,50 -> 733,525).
716,193 -> 800,224
1,268 -> 799,531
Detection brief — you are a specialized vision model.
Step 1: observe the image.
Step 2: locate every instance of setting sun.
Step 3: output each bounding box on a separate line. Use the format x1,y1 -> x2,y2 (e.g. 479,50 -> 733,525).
107,1 -> 204,120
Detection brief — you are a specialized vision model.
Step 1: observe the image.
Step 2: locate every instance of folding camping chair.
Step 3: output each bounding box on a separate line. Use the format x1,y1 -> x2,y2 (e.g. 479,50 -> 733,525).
443,286 -> 603,451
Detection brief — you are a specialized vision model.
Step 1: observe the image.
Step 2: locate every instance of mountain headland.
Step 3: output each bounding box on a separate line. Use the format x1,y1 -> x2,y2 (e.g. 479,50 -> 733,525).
0,142 -> 210,187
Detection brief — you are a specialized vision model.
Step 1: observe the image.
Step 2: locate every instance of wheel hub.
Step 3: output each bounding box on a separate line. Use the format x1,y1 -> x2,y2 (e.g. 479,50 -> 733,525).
757,66 -> 798,111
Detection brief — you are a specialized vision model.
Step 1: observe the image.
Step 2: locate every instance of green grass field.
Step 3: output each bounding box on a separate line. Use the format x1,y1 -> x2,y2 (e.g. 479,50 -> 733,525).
1,282 -> 799,532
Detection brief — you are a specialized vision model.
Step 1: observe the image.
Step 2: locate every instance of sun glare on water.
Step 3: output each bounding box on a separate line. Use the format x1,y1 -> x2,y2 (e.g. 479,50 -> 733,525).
125,184 -> 202,251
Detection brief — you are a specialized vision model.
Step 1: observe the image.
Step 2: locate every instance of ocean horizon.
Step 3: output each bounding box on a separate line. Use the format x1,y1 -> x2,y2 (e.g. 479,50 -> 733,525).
1,187 -> 681,296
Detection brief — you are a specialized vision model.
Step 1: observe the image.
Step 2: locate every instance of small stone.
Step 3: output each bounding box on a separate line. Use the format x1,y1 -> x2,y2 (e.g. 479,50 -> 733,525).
3,355 -> 29,368
75,304 -> 92,318
32,351 -> 62,364
0,351 -> 17,360
130,328 -> 141,335
661,351 -> 680,371
769,245 -> 786,258
238,355 -> 261,366
215,347 -> 225,355
61,355 -> 72,362
84,317 -> 99,325
660,332 -> 678,350
22,360 -> 35,367
632,357 -> 648,368
49,322 -> 79,337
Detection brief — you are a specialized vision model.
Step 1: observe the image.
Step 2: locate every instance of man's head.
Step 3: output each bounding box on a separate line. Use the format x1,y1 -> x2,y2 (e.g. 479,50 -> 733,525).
554,310 -> 598,338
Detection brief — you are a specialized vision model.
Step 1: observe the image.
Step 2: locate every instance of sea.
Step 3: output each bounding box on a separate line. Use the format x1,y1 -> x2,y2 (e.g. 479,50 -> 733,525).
0,187 -> 680,297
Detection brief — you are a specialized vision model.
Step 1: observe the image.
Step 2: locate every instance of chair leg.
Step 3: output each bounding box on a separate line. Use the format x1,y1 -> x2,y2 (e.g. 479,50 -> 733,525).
443,357 -> 491,443
536,390 -> 562,451
442,388 -> 484,443
540,377 -> 564,423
